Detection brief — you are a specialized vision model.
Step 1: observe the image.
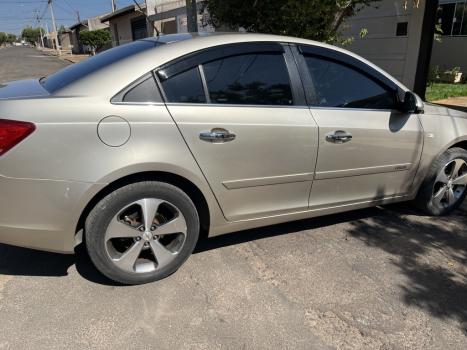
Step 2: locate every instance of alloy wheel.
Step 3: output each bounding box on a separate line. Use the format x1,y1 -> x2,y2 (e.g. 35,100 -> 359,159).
432,158 -> 467,210
104,198 -> 187,274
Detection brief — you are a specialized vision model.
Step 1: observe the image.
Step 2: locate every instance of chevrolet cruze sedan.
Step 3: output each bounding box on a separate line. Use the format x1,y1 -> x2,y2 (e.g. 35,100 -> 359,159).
1,33 -> 466,284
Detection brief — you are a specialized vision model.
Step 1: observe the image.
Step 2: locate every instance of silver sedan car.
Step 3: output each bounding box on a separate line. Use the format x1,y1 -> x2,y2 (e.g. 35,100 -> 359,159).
1,33 -> 466,284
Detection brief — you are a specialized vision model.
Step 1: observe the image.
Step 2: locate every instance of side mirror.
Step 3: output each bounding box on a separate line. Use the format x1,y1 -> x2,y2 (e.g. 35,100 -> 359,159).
400,91 -> 424,114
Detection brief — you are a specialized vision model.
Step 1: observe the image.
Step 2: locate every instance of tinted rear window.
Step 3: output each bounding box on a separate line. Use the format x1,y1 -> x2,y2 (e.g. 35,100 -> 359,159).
161,67 -> 206,103
203,53 -> 293,105
41,40 -> 161,93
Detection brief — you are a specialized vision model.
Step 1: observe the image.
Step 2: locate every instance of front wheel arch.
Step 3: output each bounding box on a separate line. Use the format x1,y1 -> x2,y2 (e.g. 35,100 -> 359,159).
414,147 -> 467,215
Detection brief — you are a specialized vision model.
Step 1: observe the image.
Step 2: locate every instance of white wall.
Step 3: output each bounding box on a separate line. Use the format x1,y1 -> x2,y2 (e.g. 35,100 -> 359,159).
342,0 -> 426,89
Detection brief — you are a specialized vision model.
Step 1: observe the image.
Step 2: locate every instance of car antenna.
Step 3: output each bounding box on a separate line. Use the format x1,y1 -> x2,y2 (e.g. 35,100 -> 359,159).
132,0 -> 160,37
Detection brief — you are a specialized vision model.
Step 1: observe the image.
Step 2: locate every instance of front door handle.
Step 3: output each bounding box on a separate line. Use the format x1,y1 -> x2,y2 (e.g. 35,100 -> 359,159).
326,130 -> 353,144
199,128 -> 236,143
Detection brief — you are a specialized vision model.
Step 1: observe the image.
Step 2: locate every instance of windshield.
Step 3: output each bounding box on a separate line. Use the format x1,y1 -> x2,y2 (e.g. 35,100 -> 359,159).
41,40 -> 163,93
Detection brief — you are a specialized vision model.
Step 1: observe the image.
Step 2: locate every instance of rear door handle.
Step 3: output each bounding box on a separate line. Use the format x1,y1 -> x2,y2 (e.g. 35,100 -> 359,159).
326,130 -> 352,144
199,128 -> 236,143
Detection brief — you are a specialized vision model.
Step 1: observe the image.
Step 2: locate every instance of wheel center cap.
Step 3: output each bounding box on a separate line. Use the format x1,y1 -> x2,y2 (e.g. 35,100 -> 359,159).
142,231 -> 152,241
448,180 -> 453,188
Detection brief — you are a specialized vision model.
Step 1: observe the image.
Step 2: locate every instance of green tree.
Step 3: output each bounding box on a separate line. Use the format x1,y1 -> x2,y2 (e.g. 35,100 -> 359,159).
200,0 -> 381,43
0,32 -> 7,46
79,29 -> 111,54
21,27 -> 42,45
6,33 -> 17,44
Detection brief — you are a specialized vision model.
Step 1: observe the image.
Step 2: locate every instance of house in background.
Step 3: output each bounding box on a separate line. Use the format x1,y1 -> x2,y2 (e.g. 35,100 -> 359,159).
148,0 -> 214,35
431,0 -> 467,72
100,3 -> 149,47
101,1 -> 214,48
59,29 -> 72,52
342,0 -> 438,95
69,15 -> 110,54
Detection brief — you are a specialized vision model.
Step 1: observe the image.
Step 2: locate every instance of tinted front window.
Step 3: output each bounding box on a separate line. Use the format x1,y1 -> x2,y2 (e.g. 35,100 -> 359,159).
42,40 -> 161,93
161,67 -> 206,103
203,53 -> 293,105
304,56 -> 396,109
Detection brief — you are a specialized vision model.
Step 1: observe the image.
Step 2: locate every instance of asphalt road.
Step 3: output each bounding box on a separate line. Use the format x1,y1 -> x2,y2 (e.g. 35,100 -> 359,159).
1,46 -> 467,349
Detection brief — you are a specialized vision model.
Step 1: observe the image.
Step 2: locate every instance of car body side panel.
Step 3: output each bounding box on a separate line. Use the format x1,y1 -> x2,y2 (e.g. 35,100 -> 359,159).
308,109 -> 424,207
0,97 -> 226,251
166,104 -> 319,221
0,174 -> 104,253
410,105 -> 467,197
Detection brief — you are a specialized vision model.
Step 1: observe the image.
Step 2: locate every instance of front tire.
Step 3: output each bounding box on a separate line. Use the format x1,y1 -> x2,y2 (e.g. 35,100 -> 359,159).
85,181 -> 199,285
415,147 -> 467,216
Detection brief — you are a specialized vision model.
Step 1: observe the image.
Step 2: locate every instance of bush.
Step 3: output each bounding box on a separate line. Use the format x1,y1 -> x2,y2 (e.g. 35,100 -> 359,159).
428,66 -> 465,85
79,29 -> 111,55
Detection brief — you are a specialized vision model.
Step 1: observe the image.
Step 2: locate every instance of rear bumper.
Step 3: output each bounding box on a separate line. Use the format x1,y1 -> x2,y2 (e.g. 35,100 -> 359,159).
0,174 -> 105,253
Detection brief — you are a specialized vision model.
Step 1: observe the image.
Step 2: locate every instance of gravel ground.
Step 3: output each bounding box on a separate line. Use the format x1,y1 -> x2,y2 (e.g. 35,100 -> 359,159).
0,46 -> 467,350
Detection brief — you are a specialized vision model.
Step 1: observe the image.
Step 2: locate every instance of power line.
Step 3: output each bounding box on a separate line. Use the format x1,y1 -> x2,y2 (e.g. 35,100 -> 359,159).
1,1 -> 47,3
60,0 -> 76,12
53,1 -> 77,17
0,17 -> 75,20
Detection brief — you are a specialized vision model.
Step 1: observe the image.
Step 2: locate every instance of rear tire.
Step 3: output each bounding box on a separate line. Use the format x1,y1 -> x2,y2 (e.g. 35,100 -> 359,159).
415,147 -> 467,216
85,181 -> 199,285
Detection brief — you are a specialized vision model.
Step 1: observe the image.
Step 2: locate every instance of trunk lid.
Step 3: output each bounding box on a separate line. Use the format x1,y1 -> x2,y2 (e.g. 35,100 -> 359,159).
0,79 -> 49,100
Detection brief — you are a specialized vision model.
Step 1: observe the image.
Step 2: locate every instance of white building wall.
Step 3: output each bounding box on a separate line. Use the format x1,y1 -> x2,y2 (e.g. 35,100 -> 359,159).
342,0 -> 426,89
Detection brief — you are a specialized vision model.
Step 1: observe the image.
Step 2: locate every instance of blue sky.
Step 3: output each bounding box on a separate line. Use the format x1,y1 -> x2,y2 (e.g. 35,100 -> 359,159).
0,0 -> 137,35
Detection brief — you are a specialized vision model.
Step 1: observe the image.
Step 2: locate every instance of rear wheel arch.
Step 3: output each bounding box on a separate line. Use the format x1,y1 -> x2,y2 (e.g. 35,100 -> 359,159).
449,140 -> 467,152
75,171 -> 211,242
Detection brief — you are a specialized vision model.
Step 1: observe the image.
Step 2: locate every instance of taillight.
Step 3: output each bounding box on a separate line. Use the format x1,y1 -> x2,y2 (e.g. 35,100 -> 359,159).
0,119 -> 36,156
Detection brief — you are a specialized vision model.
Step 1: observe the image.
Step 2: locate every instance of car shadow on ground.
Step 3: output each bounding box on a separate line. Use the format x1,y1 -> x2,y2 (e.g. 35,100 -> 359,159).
1,203 -> 467,333
347,202 -> 467,334
0,206 -> 380,287
0,242 -> 121,286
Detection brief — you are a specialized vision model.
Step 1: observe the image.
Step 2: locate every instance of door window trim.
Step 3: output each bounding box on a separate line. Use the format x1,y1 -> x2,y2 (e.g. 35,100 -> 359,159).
294,44 -> 402,110
155,42 -> 285,81
155,42 -> 307,107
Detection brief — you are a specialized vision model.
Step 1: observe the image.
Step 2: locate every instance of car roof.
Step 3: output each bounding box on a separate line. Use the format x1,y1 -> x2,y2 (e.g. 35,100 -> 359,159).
54,32 -> 407,97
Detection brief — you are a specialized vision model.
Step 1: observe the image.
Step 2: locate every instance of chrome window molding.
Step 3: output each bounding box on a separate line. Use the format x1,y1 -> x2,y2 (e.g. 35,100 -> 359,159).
164,102 -> 310,109
111,101 -> 166,106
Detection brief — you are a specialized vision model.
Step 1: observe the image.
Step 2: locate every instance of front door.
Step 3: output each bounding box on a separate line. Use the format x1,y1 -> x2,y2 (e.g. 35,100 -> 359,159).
294,46 -> 423,208
158,44 -> 319,221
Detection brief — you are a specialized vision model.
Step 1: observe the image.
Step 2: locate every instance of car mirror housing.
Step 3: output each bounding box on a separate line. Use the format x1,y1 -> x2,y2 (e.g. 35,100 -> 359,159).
400,91 -> 424,114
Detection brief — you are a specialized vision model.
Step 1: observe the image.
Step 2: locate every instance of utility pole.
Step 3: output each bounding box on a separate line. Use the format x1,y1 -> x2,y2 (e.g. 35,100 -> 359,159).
145,0 -> 156,37
48,0 -> 60,54
34,10 -> 45,48
39,26 -> 44,48
111,0 -> 116,12
185,0 -> 198,32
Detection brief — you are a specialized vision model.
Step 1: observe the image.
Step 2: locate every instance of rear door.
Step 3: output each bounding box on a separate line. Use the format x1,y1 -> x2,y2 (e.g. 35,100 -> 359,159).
292,45 -> 423,208
156,43 -> 319,221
